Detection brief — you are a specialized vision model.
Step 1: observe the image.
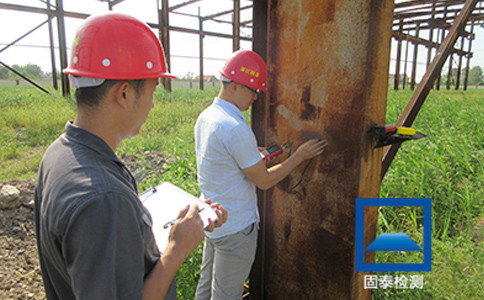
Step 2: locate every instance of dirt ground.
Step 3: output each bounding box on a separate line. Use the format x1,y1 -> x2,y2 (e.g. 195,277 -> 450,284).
0,179 -> 43,300
0,151 -> 170,299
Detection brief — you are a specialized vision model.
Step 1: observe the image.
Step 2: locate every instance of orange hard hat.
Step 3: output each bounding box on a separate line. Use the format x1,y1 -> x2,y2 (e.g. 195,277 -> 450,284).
220,50 -> 268,93
63,12 -> 175,81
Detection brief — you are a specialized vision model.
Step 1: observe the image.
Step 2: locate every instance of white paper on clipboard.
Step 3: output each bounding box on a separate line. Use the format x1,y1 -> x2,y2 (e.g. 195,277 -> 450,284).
140,182 -> 217,252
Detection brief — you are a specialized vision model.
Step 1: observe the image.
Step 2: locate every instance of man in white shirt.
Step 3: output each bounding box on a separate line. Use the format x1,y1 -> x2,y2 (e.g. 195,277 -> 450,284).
194,50 -> 328,300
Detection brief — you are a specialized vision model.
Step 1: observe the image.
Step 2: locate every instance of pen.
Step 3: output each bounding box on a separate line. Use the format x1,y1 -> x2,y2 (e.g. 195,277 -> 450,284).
163,207 -> 205,229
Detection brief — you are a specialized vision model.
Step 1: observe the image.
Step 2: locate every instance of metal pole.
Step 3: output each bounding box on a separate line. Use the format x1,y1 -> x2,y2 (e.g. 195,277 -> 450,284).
410,23 -> 420,90
55,0 -> 69,96
159,0 -> 172,91
394,20 -> 403,90
403,33 -> 409,89
199,7 -> 204,90
47,0 -> 58,90
446,53 -> 453,89
426,0 -> 436,70
233,0 -> 240,51
455,35 -> 465,90
463,22 -> 474,90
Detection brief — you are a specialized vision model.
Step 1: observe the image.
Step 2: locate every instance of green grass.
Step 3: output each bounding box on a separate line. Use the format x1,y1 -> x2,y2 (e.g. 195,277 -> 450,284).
374,88 -> 484,299
0,87 -> 76,179
0,86 -> 482,299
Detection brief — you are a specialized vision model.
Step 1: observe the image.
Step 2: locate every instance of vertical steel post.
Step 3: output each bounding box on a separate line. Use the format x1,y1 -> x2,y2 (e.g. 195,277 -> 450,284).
55,0 -> 69,96
233,0 -> 240,51
250,0 -> 394,298
199,7 -> 204,90
426,0 -> 436,70
403,34 -> 409,89
410,23 -> 420,90
463,22 -> 474,90
455,35 -> 465,90
447,53 -> 453,89
394,20 -> 403,90
47,0 -> 58,90
159,0 -> 172,91
436,4 -> 449,90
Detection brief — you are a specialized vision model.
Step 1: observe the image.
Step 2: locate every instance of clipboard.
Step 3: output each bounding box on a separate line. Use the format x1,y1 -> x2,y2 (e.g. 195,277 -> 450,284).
140,181 -> 217,252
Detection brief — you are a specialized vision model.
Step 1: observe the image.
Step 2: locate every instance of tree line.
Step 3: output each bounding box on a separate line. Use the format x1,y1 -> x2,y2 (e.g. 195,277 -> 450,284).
1,63 -> 483,86
0,63 -> 56,80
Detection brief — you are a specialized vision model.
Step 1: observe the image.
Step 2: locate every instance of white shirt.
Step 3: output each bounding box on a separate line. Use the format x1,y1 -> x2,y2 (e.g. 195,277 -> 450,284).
195,98 -> 262,239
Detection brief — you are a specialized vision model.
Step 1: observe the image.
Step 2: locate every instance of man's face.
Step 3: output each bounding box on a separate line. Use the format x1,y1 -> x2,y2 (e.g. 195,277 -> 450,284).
234,82 -> 259,111
127,78 -> 158,138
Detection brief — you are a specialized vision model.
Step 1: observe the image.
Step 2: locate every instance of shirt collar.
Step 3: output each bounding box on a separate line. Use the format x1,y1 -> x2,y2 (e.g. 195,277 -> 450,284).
64,121 -> 124,167
213,97 -> 246,121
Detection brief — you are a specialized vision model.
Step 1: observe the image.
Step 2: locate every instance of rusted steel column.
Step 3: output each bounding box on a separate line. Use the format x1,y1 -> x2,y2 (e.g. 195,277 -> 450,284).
198,8 -> 204,90
159,0 -> 172,91
403,36 -> 409,89
426,0 -> 437,70
250,0 -> 393,299
463,22 -> 474,90
394,20 -> 403,90
455,35 -> 465,90
47,0 -> 58,90
446,54 -> 453,89
436,5 -> 449,90
55,0 -> 69,96
233,0 -> 240,51
410,23 -> 420,90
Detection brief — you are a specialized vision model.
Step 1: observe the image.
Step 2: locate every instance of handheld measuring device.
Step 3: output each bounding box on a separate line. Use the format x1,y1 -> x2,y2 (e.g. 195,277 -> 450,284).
262,144 -> 285,161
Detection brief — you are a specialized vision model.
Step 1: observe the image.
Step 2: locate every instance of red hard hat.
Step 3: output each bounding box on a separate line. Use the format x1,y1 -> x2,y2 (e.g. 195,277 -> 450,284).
220,50 -> 268,93
63,13 -> 175,80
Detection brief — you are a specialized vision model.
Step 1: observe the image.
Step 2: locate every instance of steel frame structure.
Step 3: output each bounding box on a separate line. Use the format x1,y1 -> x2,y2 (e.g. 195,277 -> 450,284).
391,0 -> 484,91
0,0 -> 253,94
0,0 -> 483,298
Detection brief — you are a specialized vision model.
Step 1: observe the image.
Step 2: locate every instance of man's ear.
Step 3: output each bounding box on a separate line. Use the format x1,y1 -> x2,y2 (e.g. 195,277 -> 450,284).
112,81 -> 131,109
228,81 -> 238,94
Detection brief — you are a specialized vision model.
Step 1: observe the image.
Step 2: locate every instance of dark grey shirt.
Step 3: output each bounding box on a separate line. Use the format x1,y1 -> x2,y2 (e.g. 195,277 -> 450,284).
35,122 -> 175,299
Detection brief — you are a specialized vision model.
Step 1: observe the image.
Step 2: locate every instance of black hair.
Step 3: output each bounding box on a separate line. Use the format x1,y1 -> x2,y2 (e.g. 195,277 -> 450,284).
74,79 -> 146,108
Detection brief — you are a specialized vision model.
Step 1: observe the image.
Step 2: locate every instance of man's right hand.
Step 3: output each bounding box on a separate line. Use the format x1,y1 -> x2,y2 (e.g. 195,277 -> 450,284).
293,139 -> 328,160
168,205 -> 205,258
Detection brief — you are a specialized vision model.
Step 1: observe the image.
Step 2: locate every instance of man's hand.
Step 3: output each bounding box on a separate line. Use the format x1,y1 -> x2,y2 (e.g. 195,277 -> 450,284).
293,139 -> 328,160
203,199 -> 228,232
167,205 -> 205,258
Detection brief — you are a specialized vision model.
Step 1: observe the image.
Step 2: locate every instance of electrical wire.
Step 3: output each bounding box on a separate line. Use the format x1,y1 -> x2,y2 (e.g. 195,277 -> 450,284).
288,158 -> 313,194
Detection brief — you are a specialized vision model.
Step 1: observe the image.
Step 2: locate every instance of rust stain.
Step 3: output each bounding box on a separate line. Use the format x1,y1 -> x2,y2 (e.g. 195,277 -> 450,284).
300,85 -> 322,121
252,0 -> 392,298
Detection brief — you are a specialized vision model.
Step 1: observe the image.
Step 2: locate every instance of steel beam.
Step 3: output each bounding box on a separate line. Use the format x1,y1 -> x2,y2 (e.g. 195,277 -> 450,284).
250,0 -> 394,298
198,7 -> 204,91
233,0 -> 240,51
159,0 -> 172,91
381,0 -> 479,179
47,0 -> 58,90
463,22 -> 475,90
55,0 -> 69,96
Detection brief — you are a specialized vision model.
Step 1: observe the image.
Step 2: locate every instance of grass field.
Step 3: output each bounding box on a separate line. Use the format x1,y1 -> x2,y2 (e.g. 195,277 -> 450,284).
0,86 -> 482,299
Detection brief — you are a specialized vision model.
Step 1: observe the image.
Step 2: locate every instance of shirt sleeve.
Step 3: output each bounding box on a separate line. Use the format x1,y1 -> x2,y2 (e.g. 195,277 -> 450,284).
62,193 -> 148,300
226,123 -> 262,169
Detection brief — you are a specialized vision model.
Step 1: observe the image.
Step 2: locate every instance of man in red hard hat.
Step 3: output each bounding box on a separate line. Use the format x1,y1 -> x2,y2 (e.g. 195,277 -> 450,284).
194,50 -> 328,300
34,13 -> 227,300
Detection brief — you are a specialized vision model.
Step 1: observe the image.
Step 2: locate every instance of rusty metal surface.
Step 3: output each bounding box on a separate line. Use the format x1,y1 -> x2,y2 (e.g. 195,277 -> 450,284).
251,0 -> 393,298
